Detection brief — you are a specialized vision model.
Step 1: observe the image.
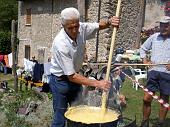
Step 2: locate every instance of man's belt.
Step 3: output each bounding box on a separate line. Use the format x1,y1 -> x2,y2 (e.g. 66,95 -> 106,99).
51,74 -> 68,81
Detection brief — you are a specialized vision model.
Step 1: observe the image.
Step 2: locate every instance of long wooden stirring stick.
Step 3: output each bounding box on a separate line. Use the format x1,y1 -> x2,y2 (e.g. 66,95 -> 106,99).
101,0 -> 122,114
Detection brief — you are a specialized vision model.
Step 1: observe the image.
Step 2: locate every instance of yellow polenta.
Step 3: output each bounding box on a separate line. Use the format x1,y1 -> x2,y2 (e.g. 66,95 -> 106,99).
65,106 -> 119,124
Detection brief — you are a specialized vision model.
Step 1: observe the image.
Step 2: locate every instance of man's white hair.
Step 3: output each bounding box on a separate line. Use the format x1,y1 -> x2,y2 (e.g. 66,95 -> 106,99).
61,7 -> 80,25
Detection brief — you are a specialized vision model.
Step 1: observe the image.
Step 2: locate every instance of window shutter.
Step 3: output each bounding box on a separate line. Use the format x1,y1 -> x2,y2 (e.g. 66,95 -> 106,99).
26,8 -> 31,25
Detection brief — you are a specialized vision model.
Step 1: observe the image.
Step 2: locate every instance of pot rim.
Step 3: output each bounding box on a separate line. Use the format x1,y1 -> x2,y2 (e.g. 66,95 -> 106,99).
65,105 -> 120,124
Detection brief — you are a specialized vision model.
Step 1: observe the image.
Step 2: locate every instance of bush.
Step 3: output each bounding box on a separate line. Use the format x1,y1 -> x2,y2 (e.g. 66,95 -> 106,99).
0,31 -> 11,54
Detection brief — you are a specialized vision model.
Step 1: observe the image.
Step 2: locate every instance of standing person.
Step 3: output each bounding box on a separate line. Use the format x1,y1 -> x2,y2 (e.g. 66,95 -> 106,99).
0,54 -> 4,72
3,55 -> 8,75
49,7 -> 119,127
140,16 -> 170,127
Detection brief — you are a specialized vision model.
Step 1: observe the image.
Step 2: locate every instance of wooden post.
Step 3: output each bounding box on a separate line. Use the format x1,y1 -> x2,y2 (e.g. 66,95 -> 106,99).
11,20 -> 18,92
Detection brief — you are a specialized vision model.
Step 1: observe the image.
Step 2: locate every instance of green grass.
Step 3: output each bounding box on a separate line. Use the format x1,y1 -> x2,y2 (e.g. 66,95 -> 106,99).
120,78 -> 170,126
1,72 -> 170,126
0,73 -> 41,127
0,73 -> 14,88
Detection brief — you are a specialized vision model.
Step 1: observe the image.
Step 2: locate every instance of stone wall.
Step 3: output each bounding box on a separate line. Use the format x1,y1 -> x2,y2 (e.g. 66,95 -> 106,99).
17,0 -> 77,66
144,0 -> 169,28
85,0 -> 145,62
17,0 -> 145,66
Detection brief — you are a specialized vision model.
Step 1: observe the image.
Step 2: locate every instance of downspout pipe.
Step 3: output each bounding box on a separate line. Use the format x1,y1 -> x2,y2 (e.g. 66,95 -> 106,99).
95,0 -> 101,62
77,0 -> 85,22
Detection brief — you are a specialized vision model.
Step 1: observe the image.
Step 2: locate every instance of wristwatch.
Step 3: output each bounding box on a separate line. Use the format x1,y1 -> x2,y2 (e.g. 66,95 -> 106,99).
101,16 -> 111,26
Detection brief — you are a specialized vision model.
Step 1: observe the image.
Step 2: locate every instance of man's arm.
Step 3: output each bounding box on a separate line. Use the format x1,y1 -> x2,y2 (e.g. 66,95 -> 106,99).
140,34 -> 155,64
68,73 -> 111,91
166,64 -> 170,71
99,16 -> 119,30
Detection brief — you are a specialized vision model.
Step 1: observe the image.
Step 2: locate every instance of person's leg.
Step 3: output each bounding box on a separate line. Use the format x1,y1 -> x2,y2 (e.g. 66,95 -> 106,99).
152,93 -> 170,127
159,94 -> 169,121
49,75 -> 69,127
152,72 -> 170,127
0,62 -> 3,72
140,92 -> 153,127
142,92 -> 153,120
141,70 -> 159,127
51,92 -> 67,127
3,66 -> 7,75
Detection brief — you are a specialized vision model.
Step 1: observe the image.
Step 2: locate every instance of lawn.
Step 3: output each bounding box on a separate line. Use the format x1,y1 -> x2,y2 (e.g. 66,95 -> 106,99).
120,77 -> 170,126
1,72 -> 170,127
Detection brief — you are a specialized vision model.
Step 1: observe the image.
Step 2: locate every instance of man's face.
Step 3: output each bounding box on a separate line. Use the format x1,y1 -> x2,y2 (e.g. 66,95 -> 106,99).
63,19 -> 80,41
160,22 -> 170,37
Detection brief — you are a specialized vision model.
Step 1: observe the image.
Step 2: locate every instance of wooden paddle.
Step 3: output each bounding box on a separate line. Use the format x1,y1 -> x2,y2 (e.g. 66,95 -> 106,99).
101,0 -> 122,114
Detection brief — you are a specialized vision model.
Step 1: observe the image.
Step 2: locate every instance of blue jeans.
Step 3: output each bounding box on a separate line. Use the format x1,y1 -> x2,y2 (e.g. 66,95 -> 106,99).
0,62 -> 4,72
3,66 -> 7,74
49,74 -> 82,127
0,65 -> 3,72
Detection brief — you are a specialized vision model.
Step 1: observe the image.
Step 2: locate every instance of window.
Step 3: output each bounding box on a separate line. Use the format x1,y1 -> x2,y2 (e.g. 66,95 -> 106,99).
26,8 -> 32,26
25,45 -> 30,59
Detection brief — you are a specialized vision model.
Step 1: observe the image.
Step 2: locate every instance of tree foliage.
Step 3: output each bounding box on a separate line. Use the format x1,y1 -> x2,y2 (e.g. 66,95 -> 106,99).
0,0 -> 18,31
0,0 -> 18,54
0,31 -> 11,54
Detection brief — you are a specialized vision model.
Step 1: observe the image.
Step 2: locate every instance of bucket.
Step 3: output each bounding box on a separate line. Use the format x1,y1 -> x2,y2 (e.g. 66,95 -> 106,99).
65,105 -> 119,127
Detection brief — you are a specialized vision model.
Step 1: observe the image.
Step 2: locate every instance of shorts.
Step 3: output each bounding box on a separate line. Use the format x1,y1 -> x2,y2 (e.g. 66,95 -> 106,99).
146,70 -> 170,95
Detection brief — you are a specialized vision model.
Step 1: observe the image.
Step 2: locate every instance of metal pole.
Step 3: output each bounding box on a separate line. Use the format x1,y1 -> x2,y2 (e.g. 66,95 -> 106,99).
95,0 -> 101,62
77,0 -> 85,22
83,62 -> 170,66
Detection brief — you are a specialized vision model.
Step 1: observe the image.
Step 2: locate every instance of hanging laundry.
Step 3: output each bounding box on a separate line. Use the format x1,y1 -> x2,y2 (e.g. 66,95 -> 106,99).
32,63 -> 44,82
8,53 -> 13,68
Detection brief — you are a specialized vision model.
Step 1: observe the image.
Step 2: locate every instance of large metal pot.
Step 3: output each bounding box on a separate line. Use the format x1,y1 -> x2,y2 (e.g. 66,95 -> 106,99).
65,105 -> 119,127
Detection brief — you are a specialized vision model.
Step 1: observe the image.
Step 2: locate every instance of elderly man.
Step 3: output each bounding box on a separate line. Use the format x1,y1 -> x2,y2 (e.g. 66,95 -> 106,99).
140,16 -> 170,127
49,7 -> 119,127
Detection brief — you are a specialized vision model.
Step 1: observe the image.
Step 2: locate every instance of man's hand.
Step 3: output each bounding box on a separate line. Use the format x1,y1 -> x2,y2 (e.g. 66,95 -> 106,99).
143,58 -> 152,69
68,73 -> 111,91
109,16 -> 120,27
99,16 -> 119,30
166,64 -> 170,71
95,80 -> 111,91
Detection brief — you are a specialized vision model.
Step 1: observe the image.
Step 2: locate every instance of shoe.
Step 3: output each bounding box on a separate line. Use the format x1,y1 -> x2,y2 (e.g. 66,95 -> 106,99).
152,121 -> 164,127
140,119 -> 149,127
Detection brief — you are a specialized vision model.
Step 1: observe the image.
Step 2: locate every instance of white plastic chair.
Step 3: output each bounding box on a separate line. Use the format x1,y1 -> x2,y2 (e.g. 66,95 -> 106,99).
125,66 -> 147,90
133,68 -> 147,90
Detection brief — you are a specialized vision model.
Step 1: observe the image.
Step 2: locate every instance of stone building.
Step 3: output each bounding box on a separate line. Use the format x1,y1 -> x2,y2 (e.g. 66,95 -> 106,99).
17,0 -> 145,66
